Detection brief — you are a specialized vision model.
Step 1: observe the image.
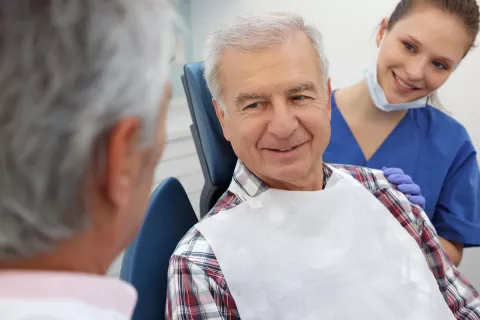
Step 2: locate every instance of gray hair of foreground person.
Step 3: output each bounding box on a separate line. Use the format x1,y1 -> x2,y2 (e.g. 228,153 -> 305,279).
0,0 -> 174,259
204,12 -> 330,112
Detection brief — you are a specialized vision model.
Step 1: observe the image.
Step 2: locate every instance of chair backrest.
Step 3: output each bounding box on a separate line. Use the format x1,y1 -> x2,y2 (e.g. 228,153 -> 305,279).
120,177 -> 198,320
182,61 -> 237,217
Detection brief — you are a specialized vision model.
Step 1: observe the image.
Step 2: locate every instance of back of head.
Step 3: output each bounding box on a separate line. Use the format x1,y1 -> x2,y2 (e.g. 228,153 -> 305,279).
204,12 -> 330,109
0,0 -> 173,260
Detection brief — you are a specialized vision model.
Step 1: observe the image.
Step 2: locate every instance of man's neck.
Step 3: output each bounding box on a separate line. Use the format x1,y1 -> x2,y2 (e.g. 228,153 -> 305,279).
0,232 -> 117,275
260,163 -> 326,192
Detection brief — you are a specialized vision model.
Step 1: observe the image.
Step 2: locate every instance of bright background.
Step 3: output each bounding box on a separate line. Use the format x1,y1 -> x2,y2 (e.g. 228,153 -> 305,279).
111,0 -> 480,290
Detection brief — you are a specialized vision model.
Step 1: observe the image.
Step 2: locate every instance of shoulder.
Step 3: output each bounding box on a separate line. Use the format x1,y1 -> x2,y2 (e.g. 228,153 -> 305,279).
412,106 -> 472,141
330,164 -> 427,232
330,163 -> 406,200
330,164 -> 392,191
414,107 -> 477,169
170,190 -> 242,278
329,164 -> 404,204
172,190 -> 241,257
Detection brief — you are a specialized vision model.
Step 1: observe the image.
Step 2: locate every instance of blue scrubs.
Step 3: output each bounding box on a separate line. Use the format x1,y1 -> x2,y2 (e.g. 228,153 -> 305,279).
324,92 -> 480,247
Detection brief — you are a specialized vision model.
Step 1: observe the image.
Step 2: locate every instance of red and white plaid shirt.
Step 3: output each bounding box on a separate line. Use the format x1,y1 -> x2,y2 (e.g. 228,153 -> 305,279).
166,161 -> 480,319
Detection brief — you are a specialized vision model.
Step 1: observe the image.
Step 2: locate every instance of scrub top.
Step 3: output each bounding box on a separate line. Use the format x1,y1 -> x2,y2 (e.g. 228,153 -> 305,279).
324,92 -> 480,247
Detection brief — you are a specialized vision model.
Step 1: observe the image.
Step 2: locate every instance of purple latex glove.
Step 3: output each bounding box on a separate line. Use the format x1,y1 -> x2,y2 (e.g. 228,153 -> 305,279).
382,167 -> 426,209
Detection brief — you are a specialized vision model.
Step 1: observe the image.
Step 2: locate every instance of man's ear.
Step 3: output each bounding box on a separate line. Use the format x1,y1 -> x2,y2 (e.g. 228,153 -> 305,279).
212,98 -> 230,141
105,117 -> 142,209
327,77 -> 332,119
327,78 -> 332,97
376,18 -> 389,47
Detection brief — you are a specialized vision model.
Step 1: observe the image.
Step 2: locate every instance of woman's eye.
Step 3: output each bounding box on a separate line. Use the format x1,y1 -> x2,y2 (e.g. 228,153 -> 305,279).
404,42 -> 415,52
432,61 -> 447,70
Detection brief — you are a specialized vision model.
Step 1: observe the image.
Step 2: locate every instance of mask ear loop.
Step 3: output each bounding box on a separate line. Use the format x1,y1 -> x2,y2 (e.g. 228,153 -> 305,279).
375,34 -> 384,72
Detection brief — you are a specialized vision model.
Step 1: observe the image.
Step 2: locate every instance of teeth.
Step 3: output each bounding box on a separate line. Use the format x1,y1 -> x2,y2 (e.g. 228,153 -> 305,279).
279,148 -> 293,152
396,75 -> 414,89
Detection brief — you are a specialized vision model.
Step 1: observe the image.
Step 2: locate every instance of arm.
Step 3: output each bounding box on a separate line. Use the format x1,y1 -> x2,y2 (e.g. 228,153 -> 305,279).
438,237 -> 463,267
413,205 -> 480,319
166,254 -> 240,320
430,140 -> 480,263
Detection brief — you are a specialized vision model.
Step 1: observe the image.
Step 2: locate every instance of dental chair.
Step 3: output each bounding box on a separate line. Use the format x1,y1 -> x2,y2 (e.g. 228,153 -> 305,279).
182,62 -> 237,218
120,177 -> 198,320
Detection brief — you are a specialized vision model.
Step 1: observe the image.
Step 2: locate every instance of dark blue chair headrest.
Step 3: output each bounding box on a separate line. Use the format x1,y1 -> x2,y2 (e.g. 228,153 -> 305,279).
120,177 -> 198,320
182,62 -> 237,216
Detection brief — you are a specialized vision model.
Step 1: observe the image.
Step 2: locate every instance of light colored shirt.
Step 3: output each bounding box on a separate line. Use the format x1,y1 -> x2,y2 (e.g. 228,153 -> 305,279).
0,270 -> 137,319
166,161 -> 480,320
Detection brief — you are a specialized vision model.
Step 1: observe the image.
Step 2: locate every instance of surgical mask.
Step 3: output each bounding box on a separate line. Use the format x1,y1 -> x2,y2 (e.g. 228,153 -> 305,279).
363,38 -> 429,112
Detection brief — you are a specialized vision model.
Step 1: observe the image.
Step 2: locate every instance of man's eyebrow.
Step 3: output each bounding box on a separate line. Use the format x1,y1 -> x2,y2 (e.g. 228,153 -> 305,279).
234,92 -> 267,107
286,82 -> 318,95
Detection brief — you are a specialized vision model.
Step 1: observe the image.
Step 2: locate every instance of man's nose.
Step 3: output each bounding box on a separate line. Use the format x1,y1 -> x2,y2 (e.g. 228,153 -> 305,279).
267,100 -> 298,139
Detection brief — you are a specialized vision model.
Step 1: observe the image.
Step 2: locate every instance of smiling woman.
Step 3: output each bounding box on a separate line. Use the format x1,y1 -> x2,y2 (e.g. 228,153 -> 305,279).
323,0 -> 480,266
376,6 -> 471,106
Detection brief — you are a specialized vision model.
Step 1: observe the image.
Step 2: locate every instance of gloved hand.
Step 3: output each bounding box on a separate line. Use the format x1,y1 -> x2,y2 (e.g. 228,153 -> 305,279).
382,167 -> 426,209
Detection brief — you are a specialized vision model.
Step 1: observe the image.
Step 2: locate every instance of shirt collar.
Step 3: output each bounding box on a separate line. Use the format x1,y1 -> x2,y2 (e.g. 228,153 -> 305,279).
232,160 -> 333,197
0,271 -> 137,316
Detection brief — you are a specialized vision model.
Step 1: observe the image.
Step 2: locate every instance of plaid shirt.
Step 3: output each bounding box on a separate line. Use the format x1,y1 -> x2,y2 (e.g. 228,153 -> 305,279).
166,161 -> 480,320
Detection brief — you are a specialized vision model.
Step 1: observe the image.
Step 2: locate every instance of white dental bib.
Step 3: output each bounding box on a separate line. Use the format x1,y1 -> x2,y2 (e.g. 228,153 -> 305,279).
196,167 -> 454,320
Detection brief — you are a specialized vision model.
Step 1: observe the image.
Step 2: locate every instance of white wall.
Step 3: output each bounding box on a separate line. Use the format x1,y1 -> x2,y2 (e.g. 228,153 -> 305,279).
190,0 -> 480,288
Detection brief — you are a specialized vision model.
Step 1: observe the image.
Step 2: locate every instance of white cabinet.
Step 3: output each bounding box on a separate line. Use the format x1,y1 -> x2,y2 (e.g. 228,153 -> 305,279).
152,97 -> 204,216
153,132 -> 204,216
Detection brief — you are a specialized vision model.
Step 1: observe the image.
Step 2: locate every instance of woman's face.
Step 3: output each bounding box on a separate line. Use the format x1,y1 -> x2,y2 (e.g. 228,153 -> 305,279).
376,6 -> 471,104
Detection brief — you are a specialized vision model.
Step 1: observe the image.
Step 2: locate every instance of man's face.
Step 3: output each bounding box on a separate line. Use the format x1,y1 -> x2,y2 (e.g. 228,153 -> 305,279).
214,32 -> 332,189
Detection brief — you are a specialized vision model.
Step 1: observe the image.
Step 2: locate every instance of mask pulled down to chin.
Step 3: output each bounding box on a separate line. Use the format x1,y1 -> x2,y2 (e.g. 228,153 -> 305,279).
363,64 -> 429,112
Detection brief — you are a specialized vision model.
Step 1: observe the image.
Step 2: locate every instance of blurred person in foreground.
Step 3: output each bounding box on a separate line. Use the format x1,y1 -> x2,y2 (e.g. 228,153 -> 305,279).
0,0 -> 174,319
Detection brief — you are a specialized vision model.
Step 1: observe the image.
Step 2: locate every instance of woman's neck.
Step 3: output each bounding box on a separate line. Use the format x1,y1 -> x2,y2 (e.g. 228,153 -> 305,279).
335,80 -> 407,121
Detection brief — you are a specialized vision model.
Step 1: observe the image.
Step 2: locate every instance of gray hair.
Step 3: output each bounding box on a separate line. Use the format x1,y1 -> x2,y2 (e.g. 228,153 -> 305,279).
204,12 -> 330,110
0,0 -> 174,259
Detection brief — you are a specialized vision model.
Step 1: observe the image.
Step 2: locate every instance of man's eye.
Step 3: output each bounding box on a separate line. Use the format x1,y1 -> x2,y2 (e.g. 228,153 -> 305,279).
291,95 -> 309,102
245,102 -> 261,109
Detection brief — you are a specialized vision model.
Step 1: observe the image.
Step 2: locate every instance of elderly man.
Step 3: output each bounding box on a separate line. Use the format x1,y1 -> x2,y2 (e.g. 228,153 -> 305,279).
166,12 -> 480,320
0,0 -> 173,318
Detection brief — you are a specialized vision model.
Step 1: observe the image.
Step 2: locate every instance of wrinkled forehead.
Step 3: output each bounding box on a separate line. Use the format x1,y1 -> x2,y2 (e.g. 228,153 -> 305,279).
219,33 -> 325,101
